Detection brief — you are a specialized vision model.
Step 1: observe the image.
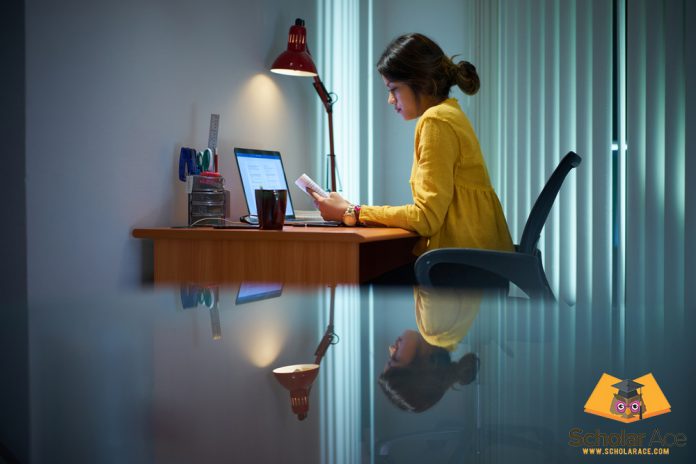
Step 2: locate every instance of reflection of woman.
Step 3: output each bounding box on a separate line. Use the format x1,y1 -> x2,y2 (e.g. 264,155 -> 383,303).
414,287 -> 482,351
379,288 -> 482,412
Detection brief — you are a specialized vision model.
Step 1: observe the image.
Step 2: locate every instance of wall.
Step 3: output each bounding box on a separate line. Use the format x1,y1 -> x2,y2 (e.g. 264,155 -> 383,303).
28,288 -> 324,462
25,0 -> 318,300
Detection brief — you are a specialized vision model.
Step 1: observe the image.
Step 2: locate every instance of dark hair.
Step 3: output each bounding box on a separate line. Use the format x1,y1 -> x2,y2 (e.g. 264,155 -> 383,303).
378,351 -> 479,413
377,33 -> 480,99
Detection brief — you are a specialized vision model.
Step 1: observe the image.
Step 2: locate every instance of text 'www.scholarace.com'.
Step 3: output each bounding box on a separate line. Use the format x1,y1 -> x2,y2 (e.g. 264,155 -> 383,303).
582,447 -> 670,455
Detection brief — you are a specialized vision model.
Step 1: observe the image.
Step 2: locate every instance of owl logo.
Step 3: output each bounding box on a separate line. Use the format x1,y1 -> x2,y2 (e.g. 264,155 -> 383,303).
584,373 -> 670,423
609,379 -> 645,420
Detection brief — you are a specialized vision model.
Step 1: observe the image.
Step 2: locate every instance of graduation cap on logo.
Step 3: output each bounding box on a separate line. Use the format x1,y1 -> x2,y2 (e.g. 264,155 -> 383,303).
613,379 -> 644,420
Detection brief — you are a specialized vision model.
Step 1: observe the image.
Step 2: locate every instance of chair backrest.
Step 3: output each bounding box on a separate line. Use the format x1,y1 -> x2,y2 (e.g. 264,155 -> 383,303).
518,151 -> 582,255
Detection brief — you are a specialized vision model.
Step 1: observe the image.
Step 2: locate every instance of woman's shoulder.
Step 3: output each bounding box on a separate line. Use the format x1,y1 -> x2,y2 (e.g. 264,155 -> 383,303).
422,98 -> 462,118
419,98 -> 469,125
418,98 -> 472,133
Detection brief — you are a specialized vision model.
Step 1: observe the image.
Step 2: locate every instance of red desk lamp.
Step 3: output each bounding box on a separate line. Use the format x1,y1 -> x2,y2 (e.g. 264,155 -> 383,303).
272,287 -> 338,420
271,18 -> 338,192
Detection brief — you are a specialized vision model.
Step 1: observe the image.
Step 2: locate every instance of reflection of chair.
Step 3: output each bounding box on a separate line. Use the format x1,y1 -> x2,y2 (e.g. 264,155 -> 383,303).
376,426 -> 470,462
375,371 -> 561,463
415,152 -> 581,300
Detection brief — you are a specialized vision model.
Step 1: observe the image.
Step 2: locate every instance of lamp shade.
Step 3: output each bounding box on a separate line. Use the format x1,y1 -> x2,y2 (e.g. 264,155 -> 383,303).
271,18 -> 317,77
273,363 -> 320,420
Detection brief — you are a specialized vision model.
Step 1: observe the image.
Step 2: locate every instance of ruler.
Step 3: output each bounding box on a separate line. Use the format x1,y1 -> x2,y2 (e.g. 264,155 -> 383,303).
208,114 -> 220,150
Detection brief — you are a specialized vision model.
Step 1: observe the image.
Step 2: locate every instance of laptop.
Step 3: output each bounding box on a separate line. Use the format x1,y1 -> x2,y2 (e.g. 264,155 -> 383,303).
235,282 -> 283,305
234,147 -> 341,226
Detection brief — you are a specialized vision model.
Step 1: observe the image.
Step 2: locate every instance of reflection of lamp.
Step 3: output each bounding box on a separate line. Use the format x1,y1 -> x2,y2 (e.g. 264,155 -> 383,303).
272,364 -> 319,421
273,287 -> 338,420
271,18 -> 338,192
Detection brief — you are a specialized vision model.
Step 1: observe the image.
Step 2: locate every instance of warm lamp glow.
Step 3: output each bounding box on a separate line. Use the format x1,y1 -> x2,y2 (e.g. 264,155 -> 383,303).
271,68 -> 316,77
240,312 -> 287,368
273,364 -> 319,375
247,333 -> 284,367
234,74 -> 287,145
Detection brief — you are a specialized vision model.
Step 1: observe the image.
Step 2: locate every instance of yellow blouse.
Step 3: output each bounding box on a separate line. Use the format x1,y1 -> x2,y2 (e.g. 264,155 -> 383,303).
360,98 -> 514,255
414,287 -> 483,352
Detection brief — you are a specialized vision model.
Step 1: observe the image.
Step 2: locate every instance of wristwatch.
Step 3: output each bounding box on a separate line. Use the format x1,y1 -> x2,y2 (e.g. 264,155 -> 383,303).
342,204 -> 361,226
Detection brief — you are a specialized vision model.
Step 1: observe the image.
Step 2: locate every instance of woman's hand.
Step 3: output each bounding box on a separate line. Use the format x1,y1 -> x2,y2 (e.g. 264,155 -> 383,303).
310,190 -> 351,222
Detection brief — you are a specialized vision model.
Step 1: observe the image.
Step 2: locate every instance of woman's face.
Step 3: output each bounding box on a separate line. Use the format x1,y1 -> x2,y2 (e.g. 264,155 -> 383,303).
386,329 -> 422,369
382,76 -> 421,120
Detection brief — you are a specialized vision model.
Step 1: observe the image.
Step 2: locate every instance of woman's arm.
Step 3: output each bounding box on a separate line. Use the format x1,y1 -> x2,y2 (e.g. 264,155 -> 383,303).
360,118 -> 458,236
311,191 -> 351,222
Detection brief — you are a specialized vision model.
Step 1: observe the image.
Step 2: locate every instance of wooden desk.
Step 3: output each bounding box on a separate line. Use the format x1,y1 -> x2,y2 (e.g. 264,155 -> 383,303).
132,227 -> 419,285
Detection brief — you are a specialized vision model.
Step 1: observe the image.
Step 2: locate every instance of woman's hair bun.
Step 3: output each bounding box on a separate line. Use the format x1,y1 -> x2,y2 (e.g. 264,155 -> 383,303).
452,352 -> 479,385
455,60 -> 480,95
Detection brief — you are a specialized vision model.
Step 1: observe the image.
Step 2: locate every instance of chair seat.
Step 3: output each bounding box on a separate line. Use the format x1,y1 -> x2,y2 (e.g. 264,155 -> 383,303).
415,246 -> 553,299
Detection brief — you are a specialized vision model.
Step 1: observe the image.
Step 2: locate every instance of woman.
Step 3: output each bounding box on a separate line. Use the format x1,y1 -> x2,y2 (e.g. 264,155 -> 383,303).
380,330 -> 479,413
312,33 -> 514,264
379,287 -> 482,412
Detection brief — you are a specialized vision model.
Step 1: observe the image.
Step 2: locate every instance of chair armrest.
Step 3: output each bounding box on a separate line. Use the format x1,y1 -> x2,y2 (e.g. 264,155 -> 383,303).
415,248 -> 553,299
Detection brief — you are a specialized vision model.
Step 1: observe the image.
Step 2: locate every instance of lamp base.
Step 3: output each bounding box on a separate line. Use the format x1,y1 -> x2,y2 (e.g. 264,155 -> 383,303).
325,154 -> 342,192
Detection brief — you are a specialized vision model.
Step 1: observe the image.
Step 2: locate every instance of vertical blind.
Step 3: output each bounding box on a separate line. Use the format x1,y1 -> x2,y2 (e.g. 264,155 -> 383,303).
468,0 -> 690,312
469,0 -> 614,309
625,0 -> 688,331
317,0 -> 362,198
318,286 -> 362,464
463,0 -> 691,439
317,6 -> 363,462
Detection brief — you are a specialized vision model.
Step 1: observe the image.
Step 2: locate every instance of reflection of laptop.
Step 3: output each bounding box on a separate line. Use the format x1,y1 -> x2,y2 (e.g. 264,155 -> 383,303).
235,282 -> 283,305
234,147 -> 341,226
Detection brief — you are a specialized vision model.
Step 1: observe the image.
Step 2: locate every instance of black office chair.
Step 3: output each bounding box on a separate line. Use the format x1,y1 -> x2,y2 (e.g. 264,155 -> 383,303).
414,151 -> 582,300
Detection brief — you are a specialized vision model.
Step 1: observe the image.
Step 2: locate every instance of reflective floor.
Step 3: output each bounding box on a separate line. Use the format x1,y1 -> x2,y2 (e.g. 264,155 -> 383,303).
14,284 -> 696,462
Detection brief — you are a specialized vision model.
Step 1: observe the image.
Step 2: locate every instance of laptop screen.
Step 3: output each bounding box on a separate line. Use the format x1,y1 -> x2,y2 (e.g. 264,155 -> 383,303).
235,282 -> 283,305
234,148 -> 296,217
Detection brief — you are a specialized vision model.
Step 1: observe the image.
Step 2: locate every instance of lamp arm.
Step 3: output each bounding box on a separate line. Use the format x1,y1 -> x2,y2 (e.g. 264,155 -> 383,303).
312,75 -> 337,191
314,324 -> 335,365
312,76 -> 334,113
314,285 -> 337,364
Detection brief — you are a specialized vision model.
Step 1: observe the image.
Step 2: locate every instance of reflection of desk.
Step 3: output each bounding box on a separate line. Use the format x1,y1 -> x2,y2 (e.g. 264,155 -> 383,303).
132,227 -> 419,285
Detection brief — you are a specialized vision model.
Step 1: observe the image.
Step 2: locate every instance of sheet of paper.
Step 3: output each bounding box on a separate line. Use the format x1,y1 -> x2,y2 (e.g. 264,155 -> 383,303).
295,174 -> 330,199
